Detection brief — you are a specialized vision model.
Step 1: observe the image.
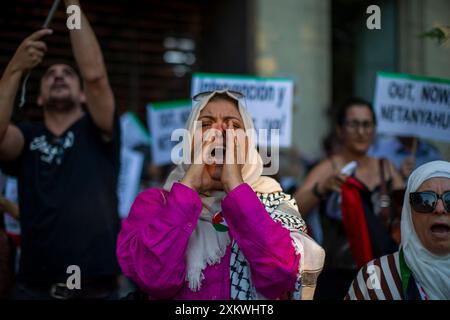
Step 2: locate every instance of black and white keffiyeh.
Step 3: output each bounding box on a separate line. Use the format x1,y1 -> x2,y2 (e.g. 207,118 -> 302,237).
230,191 -> 317,300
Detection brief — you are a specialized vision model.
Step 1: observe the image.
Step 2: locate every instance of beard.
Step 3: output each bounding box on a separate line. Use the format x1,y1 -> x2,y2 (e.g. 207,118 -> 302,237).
44,95 -> 77,112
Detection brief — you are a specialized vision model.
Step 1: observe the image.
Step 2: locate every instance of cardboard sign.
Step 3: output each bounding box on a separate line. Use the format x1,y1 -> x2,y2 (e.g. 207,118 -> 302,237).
117,112 -> 149,218
120,111 -> 151,150
191,73 -> 294,147
2,177 -> 20,236
117,148 -> 144,219
147,100 -> 192,165
374,72 -> 450,142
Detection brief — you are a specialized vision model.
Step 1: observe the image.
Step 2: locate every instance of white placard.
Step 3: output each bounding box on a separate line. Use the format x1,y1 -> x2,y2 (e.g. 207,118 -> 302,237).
147,100 -> 192,166
117,148 -> 144,219
374,72 -> 450,142
191,73 -> 294,147
117,112 -> 149,219
120,111 -> 151,150
3,177 -> 20,235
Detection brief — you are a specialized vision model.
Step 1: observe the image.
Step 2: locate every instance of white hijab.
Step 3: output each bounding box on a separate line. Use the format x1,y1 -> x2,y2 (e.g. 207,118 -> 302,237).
401,160 -> 450,300
163,90 -> 282,291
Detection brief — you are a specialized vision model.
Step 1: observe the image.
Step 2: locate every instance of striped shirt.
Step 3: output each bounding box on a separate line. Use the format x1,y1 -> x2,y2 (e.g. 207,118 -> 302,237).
345,251 -> 404,300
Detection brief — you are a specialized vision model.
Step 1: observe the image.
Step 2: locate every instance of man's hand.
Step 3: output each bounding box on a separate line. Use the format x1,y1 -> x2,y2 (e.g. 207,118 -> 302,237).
0,30 -> 51,161
6,29 -> 52,76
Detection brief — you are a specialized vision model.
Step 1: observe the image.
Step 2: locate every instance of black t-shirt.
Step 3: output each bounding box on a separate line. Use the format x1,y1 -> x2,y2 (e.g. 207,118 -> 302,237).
0,112 -> 121,284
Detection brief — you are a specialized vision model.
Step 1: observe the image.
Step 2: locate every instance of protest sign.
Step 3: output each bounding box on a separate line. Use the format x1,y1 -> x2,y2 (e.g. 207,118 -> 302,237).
147,100 -> 192,165
117,148 -> 144,219
117,112 -> 149,218
374,72 -> 450,142
120,111 -> 151,150
191,72 -> 294,147
2,177 -> 20,239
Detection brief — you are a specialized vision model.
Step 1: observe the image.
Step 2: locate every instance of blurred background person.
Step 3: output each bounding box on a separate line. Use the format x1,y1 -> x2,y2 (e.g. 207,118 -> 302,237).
346,161 -> 450,300
369,135 -> 442,180
0,0 -> 120,299
294,97 -> 404,300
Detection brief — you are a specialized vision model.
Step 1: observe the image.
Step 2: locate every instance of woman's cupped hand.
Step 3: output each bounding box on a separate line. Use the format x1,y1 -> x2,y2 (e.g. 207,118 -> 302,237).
180,123 -> 245,194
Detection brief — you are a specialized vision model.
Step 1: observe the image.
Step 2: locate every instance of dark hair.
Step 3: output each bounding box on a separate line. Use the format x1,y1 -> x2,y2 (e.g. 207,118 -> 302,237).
336,97 -> 376,127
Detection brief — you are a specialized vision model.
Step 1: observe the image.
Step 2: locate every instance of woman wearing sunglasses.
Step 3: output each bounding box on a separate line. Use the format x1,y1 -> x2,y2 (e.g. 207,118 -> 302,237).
346,160 -> 450,300
116,90 -> 324,300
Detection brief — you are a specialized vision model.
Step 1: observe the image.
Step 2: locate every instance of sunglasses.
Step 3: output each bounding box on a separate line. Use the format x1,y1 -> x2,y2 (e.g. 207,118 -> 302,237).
192,90 -> 245,102
409,191 -> 450,213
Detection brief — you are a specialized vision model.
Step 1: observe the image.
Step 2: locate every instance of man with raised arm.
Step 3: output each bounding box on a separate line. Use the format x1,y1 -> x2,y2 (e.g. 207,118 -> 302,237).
0,0 -> 120,299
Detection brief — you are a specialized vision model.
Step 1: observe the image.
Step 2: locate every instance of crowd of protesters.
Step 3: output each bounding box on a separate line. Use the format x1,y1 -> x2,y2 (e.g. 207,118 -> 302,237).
0,1 -> 449,300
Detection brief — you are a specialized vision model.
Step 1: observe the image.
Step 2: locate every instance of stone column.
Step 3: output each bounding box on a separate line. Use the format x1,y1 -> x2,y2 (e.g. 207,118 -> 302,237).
398,0 -> 450,160
253,0 -> 331,159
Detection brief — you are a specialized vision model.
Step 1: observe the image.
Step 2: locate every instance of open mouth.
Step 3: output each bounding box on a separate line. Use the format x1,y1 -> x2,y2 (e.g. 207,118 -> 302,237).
211,146 -> 226,162
50,83 -> 69,91
430,222 -> 450,238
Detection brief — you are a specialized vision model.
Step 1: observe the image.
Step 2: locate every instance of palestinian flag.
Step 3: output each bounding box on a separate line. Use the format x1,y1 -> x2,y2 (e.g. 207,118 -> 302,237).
212,211 -> 229,232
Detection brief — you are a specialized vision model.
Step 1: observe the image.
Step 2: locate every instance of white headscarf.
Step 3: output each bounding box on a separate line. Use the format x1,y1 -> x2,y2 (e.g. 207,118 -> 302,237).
163,90 -> 282,291
401,160 -> 450,300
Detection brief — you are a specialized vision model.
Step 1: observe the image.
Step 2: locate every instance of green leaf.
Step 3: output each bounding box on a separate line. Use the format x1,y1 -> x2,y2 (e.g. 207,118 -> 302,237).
421,26 -> 450,45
